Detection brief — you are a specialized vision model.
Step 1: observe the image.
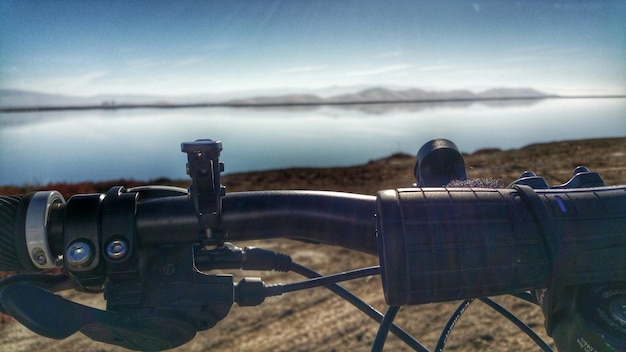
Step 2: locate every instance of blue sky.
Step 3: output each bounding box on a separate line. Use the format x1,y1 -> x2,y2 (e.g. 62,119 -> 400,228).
1,0 -> 625,97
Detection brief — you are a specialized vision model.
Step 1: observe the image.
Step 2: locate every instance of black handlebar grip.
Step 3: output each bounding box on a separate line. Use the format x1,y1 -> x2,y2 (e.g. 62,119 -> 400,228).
376,186 -> 626,306
0,194 -> 37,272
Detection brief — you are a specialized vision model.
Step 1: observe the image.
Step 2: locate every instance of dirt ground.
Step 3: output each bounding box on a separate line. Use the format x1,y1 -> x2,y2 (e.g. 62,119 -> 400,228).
0,137 -> 624,351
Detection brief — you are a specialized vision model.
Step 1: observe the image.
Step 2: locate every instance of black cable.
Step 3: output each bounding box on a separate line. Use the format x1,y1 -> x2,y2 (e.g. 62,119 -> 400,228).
434,299 -> 474,351
289,262 -> 428,351
265,266 -> 381,296
371,305 -> 400,352
479,297 -> 553,352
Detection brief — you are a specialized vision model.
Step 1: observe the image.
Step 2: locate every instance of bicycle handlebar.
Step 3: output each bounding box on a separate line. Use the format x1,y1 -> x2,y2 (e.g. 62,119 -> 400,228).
0,190 -> 378,272
5,186 -> 624,288
1,138 -> 625,351
221,191 -> 377,254
2,186 -> 625,307
131,185 -> 626,305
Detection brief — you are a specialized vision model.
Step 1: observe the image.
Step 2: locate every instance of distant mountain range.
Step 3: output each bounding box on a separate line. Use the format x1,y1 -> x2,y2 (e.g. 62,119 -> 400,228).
226,87 -> 552,106
0,87 -> 554,110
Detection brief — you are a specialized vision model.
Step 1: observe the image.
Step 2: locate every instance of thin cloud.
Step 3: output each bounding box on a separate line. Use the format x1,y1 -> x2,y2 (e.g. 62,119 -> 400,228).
126,58 -> 167,69
174,56 -> 208,67
343,64 -> 413,77
419,65 -> 456,72
549,47 -> 585,55
378,51 -> 404,58
510,45 -> 552,54
81,71 -> 108,82
277,66 -> 327,74
19,70 -> 111,96
199,42 -> 234,52
509,45 -> 583,57
498,56 -> 538,64
1,66 -> 18,74
66,71 -> 110,91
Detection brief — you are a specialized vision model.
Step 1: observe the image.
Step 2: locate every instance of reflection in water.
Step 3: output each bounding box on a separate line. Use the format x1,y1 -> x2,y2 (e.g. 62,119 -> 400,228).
0,98 -> 623,185
329,98 -> 545,114
0,98 -> 547,127
220,98 -> 545,115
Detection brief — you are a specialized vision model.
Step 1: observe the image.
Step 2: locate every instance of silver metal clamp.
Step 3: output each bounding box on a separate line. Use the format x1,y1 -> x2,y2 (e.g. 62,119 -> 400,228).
25,191 -> 66,269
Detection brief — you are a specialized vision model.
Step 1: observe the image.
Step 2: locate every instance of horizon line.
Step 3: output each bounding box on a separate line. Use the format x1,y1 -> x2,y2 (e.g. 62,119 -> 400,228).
1,94 -> 625,113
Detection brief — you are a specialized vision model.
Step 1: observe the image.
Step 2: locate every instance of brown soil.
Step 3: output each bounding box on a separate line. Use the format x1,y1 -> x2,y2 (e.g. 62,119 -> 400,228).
0,137 -> 624,351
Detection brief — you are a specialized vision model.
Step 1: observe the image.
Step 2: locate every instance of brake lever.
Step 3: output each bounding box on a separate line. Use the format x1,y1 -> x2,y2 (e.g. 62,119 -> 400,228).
0,281 -> 105,339
0,273 -> 72,293
0,280 -> 198,350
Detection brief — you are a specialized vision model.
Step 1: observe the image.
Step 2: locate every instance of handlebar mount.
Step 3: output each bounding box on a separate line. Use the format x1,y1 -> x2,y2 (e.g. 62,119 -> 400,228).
0,138 -> 624,351
181,139 -> 226,243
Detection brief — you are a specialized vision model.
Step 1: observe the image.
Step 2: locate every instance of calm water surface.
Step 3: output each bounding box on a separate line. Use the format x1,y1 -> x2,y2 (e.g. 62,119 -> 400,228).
0,98 -> 624,186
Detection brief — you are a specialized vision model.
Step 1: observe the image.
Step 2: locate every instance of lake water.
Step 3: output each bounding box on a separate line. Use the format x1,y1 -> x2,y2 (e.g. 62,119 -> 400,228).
0,98 -> 624,186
